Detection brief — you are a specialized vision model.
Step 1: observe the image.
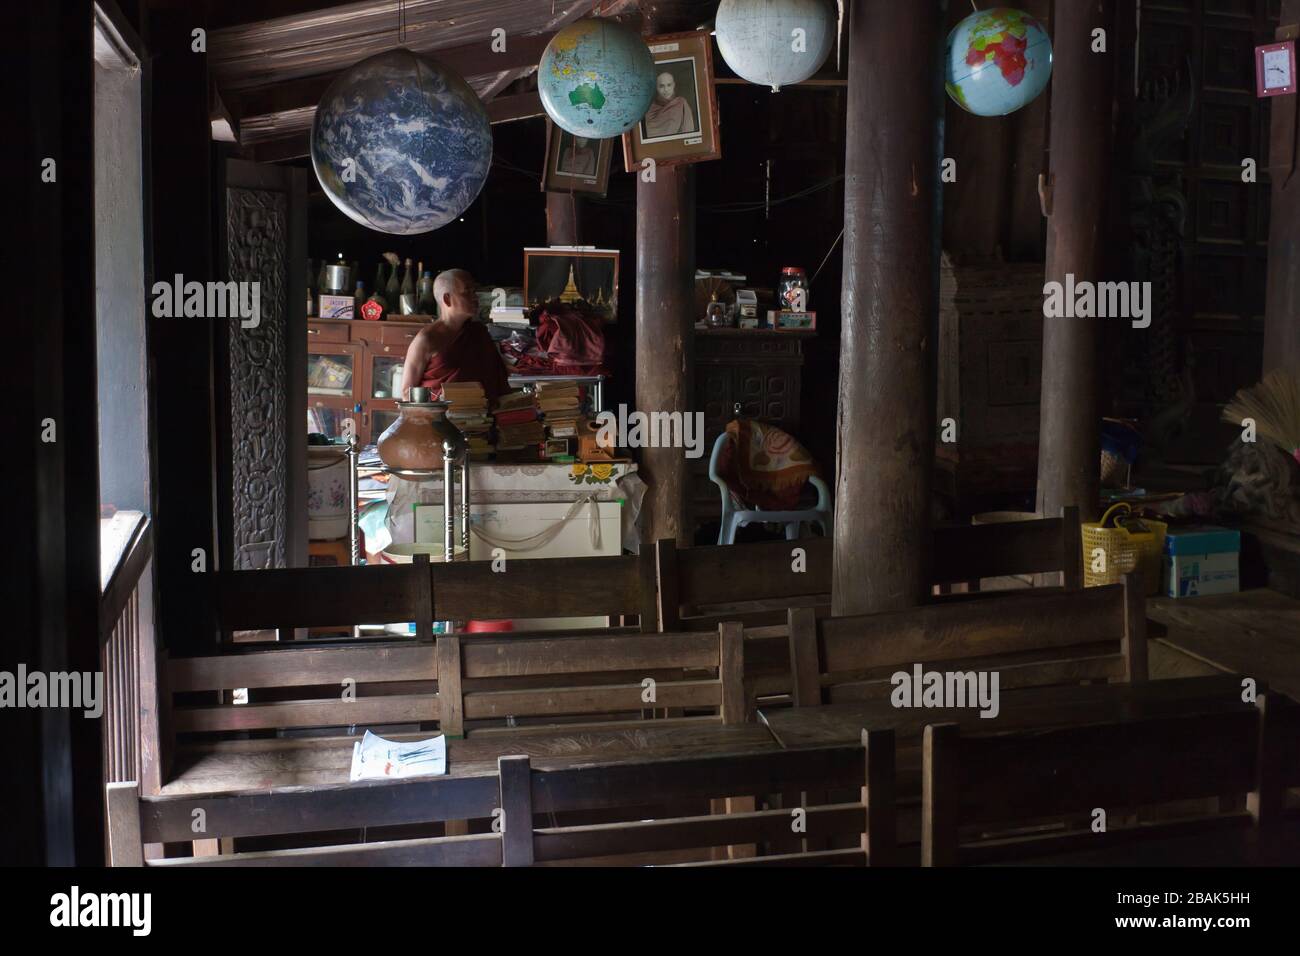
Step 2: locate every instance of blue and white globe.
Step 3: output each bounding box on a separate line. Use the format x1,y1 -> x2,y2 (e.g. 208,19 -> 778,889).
311,48 -> 492,235
538,19 -> 655,138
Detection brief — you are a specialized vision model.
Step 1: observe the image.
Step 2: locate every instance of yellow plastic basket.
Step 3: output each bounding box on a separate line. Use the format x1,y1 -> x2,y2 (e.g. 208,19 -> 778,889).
1081,502 -> 1167,595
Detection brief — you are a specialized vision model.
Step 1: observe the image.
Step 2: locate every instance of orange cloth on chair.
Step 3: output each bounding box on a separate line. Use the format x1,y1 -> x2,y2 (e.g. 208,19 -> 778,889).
717,420 -> 818,511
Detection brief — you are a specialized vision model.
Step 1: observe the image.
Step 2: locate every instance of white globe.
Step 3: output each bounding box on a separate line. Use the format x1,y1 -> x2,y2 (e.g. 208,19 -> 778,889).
715,0 -> 836,92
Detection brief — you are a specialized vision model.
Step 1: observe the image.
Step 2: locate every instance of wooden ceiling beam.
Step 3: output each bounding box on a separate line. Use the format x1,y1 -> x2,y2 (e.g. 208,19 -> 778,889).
230,29 -> 557,120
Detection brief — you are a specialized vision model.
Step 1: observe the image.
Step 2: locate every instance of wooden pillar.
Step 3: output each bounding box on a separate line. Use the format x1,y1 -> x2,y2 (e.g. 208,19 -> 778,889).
832,0 -> 944,615
1263,7 -> 1300,373
546,190 -> 581,246
635,1 -> 702,547
1035,0 -> 1117,524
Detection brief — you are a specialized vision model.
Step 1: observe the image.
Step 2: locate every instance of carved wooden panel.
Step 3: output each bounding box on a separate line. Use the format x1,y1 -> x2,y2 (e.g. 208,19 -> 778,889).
226,187 -> 288,571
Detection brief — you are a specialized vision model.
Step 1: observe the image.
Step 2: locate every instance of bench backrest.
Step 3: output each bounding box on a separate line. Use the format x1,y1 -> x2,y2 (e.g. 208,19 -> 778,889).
168,641 -> 440,738
921,693 -> 1300,865
166,624 -> 744,746
431,553 -> 658,628
213,551 -> 657,640
655,506 -> 1082,630
497,732 -> 897,867
106,773 -> 502,867
787,573 -> 1146,707
215,559 -> 432,639
437,624 -> 745,736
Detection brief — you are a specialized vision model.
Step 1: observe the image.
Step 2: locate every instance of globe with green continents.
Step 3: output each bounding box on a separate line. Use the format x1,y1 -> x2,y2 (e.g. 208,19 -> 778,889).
945,8 -> 1053,117
311,48 -> 492,235
538,18 -> 655,138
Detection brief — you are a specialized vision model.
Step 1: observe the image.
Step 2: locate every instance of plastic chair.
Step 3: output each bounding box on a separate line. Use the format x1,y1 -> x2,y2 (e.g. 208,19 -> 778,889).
708,430 -> 833,545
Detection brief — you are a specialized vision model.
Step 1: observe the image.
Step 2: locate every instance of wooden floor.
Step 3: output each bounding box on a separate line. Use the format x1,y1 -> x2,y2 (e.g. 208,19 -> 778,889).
1149,588 -> 1300,699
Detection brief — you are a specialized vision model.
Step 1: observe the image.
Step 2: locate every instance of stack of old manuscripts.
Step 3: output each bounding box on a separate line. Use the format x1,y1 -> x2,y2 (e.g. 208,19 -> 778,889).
494,389 -> 544,458
439,381 -> 493,460
535,382 -> 582,444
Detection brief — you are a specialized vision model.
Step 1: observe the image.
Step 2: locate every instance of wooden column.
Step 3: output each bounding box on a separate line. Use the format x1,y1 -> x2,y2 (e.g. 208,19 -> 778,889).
1263,7 -> 1300,373
635,0 -> 702,547
1035,0 -> 1117,524
832,0 -> 944,614
546,190 -> 581,246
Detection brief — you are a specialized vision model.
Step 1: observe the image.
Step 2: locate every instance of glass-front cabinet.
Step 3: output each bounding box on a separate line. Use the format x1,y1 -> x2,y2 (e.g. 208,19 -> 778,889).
307,316 -> 427,444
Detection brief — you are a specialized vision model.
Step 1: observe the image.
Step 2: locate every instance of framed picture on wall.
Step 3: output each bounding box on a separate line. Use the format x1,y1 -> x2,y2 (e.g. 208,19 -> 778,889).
541,120 -> 614,196
622,31 -> 721,171
524,247 -> 619,322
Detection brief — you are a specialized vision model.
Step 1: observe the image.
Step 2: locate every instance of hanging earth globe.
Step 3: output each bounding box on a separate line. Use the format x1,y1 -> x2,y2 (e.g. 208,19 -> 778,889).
311,48 -> 492,235
538,18 -> 655,137
714,0 -> 837,92
945,8 -> 1053,116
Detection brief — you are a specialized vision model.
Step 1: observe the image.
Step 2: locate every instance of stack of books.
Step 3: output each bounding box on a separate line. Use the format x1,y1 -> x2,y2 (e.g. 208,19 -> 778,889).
439,381 -> 494,460
489,306 -> 529,328
493,390 -> 544,457
535,382 -> 583,441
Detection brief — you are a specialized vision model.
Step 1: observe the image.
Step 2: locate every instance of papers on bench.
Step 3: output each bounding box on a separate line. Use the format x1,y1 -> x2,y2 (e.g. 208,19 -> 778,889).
349,731 -> 446,782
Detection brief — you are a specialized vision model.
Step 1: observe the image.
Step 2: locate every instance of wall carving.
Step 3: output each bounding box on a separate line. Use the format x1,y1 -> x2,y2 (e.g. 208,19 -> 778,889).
226,187 -> 287,571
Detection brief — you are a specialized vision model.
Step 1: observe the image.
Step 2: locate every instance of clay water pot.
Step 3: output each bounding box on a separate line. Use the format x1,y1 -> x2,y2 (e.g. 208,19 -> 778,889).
376,389 -> 465,473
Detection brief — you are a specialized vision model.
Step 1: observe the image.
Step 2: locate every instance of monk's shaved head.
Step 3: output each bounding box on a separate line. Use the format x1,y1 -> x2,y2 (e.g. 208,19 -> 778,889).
434,269 -> 473,300
433,269 -> 477,320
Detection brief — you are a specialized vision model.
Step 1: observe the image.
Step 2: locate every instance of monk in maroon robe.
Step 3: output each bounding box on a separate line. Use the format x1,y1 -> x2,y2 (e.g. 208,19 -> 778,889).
643,71 -> 696,138
400,269 -> 510,404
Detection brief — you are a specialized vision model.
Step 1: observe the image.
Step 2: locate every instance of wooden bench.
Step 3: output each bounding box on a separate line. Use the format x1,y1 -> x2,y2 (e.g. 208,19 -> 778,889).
921,693 -> 1300,866
160,625 -> 749,797
107,733 -> 895,867
785,572 -> 1147,709
653,506 -> 1082,633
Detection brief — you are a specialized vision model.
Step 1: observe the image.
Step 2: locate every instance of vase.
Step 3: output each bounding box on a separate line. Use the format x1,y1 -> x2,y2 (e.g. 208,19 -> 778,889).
376,390 -> 466,473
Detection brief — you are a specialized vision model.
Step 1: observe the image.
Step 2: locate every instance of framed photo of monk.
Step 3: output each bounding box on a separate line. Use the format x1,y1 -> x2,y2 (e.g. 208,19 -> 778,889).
541,120 -> 614,196
622,31 -> 721,170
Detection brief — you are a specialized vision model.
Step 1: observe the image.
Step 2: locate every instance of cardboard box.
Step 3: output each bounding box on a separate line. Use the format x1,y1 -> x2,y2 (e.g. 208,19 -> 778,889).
1163,526 -> 1241,598
319,294 -> 355,319
768,309 -> 816,330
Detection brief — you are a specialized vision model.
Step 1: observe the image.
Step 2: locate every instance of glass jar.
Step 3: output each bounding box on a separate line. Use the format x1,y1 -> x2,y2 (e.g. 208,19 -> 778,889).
778,266 -> 809,312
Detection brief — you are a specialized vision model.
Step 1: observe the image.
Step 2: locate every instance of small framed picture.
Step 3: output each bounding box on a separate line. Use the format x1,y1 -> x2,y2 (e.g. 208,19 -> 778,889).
541,121 -> 614,196
1256,40 -> 1296,98
622,31 -> 721,171
524,247 -> 619,322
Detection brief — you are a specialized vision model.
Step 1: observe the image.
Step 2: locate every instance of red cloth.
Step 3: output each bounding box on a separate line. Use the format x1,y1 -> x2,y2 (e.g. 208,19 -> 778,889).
420,320 -> 511,403
532,307 -> 610,376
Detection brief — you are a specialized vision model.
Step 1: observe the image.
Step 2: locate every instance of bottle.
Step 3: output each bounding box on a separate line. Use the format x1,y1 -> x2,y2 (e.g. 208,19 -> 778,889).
307,261 -> 316,317
400,257 -> 416,314
385,262 -> 401,315
417,269 -> 435,314
353,280 -> 365,319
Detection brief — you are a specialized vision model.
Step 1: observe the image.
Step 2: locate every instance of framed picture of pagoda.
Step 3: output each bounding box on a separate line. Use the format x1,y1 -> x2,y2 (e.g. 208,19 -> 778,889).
523,247 -> 620,322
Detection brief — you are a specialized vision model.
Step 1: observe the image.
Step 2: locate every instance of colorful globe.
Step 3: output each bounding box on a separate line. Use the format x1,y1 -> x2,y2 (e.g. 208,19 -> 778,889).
945,8 -> 1052,117
715,0 -> 836,92
538,19 -> 655,138
311,48 -> 492,235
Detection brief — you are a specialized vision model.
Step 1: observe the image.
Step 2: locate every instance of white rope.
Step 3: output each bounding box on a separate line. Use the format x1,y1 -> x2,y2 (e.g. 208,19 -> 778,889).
466,494 -> 603,553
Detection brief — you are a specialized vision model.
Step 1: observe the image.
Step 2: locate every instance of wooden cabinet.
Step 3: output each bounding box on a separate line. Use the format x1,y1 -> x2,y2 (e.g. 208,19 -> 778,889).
306,316 -> 428,444
691,328 -> 811,524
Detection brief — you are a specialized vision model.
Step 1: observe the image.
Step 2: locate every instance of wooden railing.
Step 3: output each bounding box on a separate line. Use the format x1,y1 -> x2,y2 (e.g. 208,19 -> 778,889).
99,515 -> 161,795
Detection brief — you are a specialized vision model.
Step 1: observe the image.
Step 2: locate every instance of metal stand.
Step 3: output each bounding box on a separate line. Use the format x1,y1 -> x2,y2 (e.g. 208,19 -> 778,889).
347,434 -> 360,566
